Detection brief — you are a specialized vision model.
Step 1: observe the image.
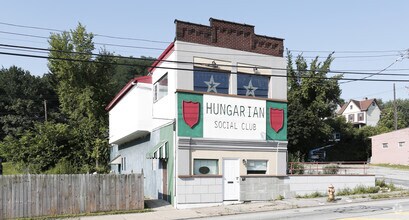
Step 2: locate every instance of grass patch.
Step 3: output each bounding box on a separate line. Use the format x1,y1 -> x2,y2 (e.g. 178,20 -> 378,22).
336,185 -> 380,196
296,191 -> 325,198
371,164 -> 409,170
2,162 -> 23,175
17,208 -> 152,219
376,179 -> 400,192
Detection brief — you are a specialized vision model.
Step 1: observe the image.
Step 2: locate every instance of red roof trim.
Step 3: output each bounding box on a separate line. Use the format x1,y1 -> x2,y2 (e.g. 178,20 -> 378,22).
105,76 -> 152,111
148,42 -> 175,73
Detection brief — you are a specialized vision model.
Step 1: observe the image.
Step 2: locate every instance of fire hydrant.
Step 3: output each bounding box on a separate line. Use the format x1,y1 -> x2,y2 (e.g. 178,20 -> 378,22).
327,184 -> 335,202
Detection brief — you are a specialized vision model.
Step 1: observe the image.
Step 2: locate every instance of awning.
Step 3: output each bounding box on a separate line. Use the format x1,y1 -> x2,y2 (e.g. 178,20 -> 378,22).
146,141 -> 168,159
109,155 -> 122,165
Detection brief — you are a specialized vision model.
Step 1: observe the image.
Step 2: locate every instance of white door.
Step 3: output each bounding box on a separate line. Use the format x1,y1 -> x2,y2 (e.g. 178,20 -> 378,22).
223,159 -> 240,200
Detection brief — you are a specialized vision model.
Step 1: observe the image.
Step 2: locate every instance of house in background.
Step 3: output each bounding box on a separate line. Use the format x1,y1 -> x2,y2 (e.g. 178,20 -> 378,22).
338,98 -> 381,128
370,127 -> 409,165
106,18 -> 288,207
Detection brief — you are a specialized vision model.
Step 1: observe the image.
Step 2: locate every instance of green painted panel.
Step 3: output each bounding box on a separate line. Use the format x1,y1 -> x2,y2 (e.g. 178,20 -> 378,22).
266,101 -> 287,141
159,124 -> 174,204
177,93 -> 203,138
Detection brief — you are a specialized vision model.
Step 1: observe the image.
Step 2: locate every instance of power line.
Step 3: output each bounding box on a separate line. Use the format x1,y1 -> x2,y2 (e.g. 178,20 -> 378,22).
289,49 -> 406,54
1,50 -> 409,82
3,43 -> 409,77
1,29 -> 407,59
0,21 -> 171,44
340,51 -> 409,84
2,20 -> 407,55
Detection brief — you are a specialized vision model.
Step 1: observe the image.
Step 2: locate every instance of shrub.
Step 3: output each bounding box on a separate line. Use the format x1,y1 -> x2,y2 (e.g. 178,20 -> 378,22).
323,164 -> 339,174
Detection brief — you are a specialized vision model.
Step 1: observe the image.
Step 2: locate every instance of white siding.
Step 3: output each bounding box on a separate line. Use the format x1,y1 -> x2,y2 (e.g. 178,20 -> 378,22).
108,83 -> 152,144
366,103 -> 381,126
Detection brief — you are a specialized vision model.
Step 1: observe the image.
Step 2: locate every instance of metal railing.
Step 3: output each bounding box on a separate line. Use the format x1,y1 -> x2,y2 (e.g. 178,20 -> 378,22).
288,161 -> 369,175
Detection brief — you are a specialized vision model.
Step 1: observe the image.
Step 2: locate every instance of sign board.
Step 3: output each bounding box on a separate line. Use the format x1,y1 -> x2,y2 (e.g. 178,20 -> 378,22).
178,92 -> 287,141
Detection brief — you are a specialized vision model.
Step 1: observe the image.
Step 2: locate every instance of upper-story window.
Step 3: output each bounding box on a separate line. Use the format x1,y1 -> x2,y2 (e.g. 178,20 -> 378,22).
193,58 -> 230,94
348,114 -> 354,122
154,73 -> 168,102
358,113 -> 364,121
350,105 -> 353,109
398,141 -> 405,147
382,143 -> 388,148
237,73 -> 269,98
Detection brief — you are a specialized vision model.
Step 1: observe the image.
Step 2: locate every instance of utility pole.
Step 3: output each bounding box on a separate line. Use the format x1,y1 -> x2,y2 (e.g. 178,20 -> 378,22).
393,83 -> 397,130
43,100 -> 47,122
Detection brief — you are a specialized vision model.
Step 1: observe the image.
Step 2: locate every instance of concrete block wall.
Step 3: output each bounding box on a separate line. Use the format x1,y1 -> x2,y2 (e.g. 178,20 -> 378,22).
240,177 -> 290,201
286,175 -> 375,196
177,177 -> 223,204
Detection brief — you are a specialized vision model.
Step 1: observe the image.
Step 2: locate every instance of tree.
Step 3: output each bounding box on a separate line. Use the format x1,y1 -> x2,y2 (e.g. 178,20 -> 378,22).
48,23 -> 116,172
287,51 -> 342,157
377,99 -> 409,131
111,56 -> 154,92
0,66 -> 58,140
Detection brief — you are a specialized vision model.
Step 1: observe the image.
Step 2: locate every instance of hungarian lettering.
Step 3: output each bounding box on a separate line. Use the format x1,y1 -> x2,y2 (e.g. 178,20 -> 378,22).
206,103 -> 265,118
206,102 -> 264,132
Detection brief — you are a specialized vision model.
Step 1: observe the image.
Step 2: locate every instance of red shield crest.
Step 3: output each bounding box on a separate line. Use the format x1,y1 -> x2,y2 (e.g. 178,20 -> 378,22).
270,108 -> 284,132
183,101 -> 200,128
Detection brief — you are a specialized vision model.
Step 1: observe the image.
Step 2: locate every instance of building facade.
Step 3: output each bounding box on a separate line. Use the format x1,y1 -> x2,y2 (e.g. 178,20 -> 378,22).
338,98 -> 381,127
107,18 -> 288,206
370,128 -> 409,165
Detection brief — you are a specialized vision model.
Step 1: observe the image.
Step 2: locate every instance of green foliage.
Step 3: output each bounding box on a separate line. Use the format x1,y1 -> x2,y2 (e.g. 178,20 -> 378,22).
296,191 -> 325,198
287,51 -> 342,156
111,56 -> 154,92
336,185 -> 380,196
48,23 -> 116,173
1,162 -> 23,175
1,122 -> 76,173
323,164 -> 339,174
0,66 -> 58,140
288,151 -> 305,174
377,99 -> 409,130
372,164 -> 409,170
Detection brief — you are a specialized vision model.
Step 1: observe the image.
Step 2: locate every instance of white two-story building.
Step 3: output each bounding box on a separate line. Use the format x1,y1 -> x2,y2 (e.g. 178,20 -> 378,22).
106,18 -> 288,207
338,98 -> 381,127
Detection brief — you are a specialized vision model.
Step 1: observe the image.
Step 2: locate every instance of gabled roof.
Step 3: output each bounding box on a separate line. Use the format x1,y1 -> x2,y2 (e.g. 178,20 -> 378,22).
105,76 -> 152,111
338,98 -> 378,114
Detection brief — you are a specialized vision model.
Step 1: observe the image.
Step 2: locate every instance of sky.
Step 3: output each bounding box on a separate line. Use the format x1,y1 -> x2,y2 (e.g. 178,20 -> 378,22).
1,0 -> 409,102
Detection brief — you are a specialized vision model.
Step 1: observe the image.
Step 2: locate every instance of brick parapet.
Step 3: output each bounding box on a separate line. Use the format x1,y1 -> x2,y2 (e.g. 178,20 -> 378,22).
175,18 -> 284,57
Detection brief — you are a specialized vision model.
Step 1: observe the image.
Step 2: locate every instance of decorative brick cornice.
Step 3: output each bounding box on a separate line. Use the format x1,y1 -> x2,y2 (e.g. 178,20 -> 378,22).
175,18 -> 284,57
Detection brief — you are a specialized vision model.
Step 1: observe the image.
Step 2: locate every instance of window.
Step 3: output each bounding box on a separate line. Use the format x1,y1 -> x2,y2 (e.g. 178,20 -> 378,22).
358,113 -> 364,121
237,73 -> 269,98
121,157 -> 127,171
398,142 -> 405,147
350,105 -> 353,109
382,143 -> 388,148
193,159 -> 218,175
348,114 -> 354,122
246,160 -> 268,174
193,67 -> 229,94
154,73 -> 168,102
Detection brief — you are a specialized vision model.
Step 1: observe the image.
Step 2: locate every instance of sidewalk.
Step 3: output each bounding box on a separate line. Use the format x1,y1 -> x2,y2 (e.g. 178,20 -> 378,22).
75,194 -> 403,220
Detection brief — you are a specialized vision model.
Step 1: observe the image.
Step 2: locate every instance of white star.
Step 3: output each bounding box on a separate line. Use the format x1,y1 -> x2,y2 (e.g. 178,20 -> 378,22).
204,75 -> 220,93
244,79 -> 258,97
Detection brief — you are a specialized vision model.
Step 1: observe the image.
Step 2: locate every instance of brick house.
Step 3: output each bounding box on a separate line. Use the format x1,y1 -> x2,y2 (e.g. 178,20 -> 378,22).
338,98 -> 381,127
370,128 -> 409,165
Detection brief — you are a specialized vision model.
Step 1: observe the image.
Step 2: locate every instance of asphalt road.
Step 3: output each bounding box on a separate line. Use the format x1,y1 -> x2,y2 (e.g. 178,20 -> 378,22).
369,165 -> 409,188
202,198 -> 409,220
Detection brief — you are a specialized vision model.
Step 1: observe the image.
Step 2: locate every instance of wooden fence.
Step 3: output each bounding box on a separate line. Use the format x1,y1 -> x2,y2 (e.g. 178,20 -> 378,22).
0,174 -> 144,219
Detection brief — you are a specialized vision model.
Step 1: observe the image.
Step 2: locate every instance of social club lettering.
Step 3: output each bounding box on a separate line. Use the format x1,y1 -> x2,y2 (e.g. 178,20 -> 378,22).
206,102 -> 263,131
